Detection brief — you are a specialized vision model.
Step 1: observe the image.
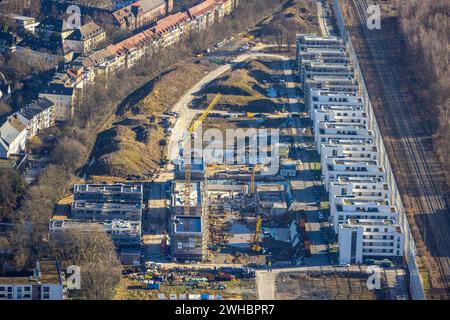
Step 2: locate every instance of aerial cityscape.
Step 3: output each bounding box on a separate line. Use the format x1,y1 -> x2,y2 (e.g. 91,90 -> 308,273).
0,0 -> 448,305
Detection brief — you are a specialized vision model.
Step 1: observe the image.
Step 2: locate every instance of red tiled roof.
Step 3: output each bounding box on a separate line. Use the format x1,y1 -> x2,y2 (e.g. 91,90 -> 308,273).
153,12 -> 190,36
188,0 -> 218,18
110,29 -> 155,54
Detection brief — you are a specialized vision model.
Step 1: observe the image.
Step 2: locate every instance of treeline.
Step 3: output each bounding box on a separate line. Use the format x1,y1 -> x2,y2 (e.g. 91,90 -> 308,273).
399,0 -> 450,186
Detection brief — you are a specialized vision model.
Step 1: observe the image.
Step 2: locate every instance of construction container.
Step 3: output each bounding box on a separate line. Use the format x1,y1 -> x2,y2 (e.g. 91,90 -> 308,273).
304,240 -> 311,257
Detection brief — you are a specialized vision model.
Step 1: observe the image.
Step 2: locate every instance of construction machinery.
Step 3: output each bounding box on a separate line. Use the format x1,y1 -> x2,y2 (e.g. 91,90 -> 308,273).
184,94 -> 222,215
251,215 -> 262,252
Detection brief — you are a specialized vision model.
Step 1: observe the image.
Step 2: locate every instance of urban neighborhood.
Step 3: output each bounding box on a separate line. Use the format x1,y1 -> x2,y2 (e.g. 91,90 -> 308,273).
0,0 -> 448,303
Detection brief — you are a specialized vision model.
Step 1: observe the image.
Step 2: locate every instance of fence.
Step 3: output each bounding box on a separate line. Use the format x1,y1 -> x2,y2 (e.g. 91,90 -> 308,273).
332,0 -> 425,300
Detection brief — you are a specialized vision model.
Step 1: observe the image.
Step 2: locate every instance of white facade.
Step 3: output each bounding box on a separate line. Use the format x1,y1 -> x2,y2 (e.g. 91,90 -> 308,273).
339,219 -> 404,264
320,140 -> 378,169
331,197 -> 397,234
315,122 -> 374,153
323,158 -> 385,191
313,105 -> 367,127
308,89 -> 364,117
38,84 -> 76,121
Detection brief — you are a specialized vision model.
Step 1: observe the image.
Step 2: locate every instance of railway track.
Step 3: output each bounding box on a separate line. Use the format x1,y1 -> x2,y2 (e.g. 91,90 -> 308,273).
349,0 -> 450,299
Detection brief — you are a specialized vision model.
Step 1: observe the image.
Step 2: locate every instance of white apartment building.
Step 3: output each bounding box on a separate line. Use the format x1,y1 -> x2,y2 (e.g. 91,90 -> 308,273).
314,122 -> 374,153
296,34 -> 345,70
302,61 -> 354,85
331,197 -> 397,233
323,158 -> 385,191
320,139 -> 378,169
0,260 -> 64,300
18,98 -> 55,137
313,105 -> 367,126
339,219 -> 404,264
308,89 -> 364,117
329,177 -> 390,203
304,75 -> 359,104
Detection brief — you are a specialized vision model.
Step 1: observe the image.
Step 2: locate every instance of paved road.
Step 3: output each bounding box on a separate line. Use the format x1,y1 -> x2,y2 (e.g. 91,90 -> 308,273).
167,45 -> 290,163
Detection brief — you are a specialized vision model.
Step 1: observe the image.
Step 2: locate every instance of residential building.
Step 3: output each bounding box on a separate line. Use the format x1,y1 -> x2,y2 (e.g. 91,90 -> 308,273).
329,176 -> 390,216
0,114 -> 28,159
339,219 -> 404,264
323,158 -> 385,191
313,104 -> 367,126
0,260 -> 64,300
36,17 -> 73,41
188,0 -> 218,31
8,15 -> 40,33
110,29 -> 155,68
308,89 -> 364,117
18,98 -> 55,137
64,21 -> 106,54
331,196 -> 397,233
320,139 -> 378,169
71,183 -> 143,221
152,11 -> 192,47
304,75 -> 359,105
314,122 -> 374,153
112,0 -> 173,31
50,219 -> 141,247
16,35 -> 73,65
38,82 -> 76,121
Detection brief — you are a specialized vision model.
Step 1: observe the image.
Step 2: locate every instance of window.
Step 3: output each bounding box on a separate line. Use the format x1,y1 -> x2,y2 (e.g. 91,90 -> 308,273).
43,293 -> 50,299
43,286 -> 50,293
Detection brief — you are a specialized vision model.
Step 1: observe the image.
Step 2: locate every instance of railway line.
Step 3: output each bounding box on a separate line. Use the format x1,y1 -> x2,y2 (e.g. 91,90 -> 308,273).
349,0 -> 450,298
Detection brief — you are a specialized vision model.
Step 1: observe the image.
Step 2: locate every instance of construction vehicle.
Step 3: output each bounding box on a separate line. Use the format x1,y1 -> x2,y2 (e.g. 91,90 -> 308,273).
251,215 -> 262,252
184,94 -> 222,215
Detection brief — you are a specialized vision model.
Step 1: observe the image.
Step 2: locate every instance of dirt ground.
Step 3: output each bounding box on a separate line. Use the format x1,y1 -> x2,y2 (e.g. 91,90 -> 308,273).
276,271 -> 389,300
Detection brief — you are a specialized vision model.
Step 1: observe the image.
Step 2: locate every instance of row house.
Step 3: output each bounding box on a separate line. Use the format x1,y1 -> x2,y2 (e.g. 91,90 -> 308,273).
152,11 -> 192,48
112,0 -> 173,31
329,176 -> 390,211
314,122 -> 374,153
188,0 -> 219,31
308,89 -> 364,117
331,197 -> 397,234
313,104 -> 367,126
320,139 -> 378,169
339,219 -> 404,264
304,75 -> 359,110
297,34 -> 405,264
36,17 -> 73,41
110,29 -> 156,68
18,98 -> 55,138
15,35 -> 73,66
323,157 -> 385,191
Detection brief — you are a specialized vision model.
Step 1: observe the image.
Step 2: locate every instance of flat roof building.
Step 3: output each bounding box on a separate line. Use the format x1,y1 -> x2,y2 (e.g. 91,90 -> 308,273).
339,219 -> 404,264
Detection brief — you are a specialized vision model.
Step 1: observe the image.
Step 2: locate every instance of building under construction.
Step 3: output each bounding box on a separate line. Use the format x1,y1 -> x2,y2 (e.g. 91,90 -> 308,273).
169,180 -> 208,262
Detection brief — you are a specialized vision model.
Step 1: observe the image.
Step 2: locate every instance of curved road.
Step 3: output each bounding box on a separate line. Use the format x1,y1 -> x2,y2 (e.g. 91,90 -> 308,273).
167,45 -> 289,163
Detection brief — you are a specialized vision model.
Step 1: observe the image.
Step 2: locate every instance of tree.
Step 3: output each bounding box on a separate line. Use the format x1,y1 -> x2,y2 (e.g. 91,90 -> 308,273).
51,137 -> 88,170
0,168 -> 26,221
49,228 -> 122,300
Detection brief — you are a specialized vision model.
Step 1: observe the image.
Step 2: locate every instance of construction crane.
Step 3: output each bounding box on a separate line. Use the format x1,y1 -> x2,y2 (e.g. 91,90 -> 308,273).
184,94 -> 222,215
251,215 -> 262,252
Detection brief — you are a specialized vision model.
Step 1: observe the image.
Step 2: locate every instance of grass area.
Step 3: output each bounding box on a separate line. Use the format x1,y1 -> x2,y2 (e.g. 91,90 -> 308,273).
88,60 -> 214,178
113,276 -> 257,300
